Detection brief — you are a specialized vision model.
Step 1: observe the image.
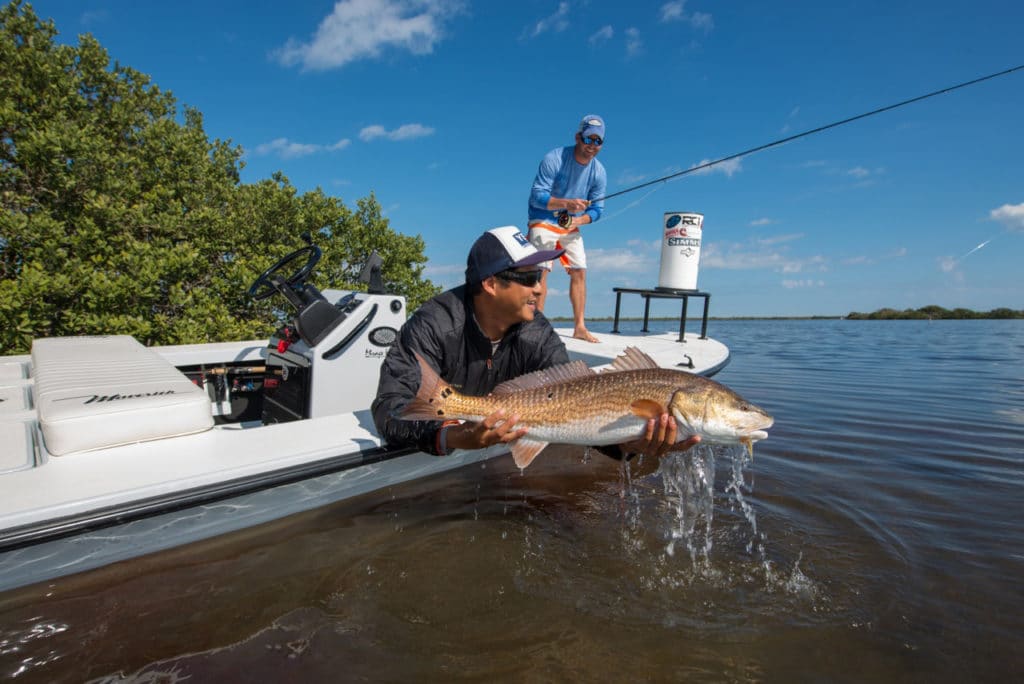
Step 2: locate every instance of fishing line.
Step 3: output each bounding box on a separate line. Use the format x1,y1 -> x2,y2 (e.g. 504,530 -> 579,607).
591,63 -> 1024,205
599,184 -> 664,225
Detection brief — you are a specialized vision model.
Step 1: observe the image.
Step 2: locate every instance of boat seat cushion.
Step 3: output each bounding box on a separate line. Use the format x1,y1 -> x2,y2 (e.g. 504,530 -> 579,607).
31,336 -> 213,456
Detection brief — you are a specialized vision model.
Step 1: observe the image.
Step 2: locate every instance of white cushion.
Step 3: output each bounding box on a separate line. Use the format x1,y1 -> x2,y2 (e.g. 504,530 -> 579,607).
32,336 -> 213,456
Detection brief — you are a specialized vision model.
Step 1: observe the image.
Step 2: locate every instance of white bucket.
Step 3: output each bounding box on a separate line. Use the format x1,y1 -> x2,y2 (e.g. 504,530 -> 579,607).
657,212 -> 703,290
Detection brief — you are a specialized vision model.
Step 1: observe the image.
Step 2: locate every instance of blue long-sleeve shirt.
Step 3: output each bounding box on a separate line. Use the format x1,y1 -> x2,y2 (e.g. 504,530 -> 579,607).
528,146 -> 606,226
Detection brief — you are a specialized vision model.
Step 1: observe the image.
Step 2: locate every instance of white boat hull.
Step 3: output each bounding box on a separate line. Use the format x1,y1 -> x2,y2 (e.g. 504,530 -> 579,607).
0,292 -> 730,593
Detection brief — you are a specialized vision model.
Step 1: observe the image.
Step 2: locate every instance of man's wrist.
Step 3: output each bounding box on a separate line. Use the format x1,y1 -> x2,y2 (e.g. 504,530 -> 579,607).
435,420 -> 461,455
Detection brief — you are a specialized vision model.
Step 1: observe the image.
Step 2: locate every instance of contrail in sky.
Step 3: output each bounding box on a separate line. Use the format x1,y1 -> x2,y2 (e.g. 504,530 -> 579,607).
958,239 -> 991,261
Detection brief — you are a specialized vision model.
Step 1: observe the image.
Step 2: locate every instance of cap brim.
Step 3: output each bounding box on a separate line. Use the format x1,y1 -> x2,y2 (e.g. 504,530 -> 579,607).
513,248 -> 564,268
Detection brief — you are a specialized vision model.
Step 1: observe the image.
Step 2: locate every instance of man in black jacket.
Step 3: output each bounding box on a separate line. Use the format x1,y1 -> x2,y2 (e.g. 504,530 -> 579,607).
371,226 -> 698,458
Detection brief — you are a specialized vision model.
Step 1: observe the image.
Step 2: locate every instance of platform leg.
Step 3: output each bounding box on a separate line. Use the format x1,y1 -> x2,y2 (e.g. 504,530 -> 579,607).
678,297 -> 689,342
612,292 -> 623,333
642,296 -> 651,332
700,295 -> 710,339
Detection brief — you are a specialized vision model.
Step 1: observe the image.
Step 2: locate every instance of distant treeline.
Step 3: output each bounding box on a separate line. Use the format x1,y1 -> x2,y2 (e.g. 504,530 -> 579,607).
845,306 -> 1024,320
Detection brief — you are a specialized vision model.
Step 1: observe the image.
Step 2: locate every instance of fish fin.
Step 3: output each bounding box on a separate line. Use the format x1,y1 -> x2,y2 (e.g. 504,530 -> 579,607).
607,346 -> 660,372
740,437 -> 754,460
401,353 -> 456,420
630,399 -> 666,420
492,360 -> 593,395
510,438 -> 549,469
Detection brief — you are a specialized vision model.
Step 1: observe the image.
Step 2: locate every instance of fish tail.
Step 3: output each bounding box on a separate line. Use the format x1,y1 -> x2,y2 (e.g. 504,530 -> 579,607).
402,353 -> 457,421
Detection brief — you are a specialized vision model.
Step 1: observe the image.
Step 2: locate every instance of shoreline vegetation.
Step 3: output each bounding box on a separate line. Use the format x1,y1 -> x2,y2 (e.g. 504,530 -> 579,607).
556,306 -> 1024,322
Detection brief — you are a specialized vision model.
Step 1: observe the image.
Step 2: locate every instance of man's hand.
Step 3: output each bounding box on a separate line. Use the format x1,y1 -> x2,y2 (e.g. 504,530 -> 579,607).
553,197 -> 589,214
620,413 -> 700,458
444,409 -> 526,452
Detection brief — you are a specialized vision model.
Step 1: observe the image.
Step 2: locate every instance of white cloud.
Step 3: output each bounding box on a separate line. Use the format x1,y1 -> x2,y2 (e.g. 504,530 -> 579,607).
252,138 -> 325,158
625,27 -> 643,58
701,240 -> 825,274
526,1 -> 570,38
690,156 -> 742,177
757,233 -> 803,246
252,136 -> 352,158
273,0 -> 462,71
359,123 -> 435,142
847,166 -> 870,179
616,170 -> 648,185
843,247 -> 905,267
587,247 -> 657,273
659,1 -> 686,22
659,1 -> 713,31
782,279 -> 825,289
689,11 -> 714,32
749,217 -> 774,227
990,202 -> 1024,232
589,25 -> 613,45
80,9 -> 108,27
359,125 -> 387,142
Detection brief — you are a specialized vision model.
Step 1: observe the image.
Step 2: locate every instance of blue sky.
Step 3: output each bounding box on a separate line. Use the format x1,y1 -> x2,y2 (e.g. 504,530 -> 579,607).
32,0 -> 1024,318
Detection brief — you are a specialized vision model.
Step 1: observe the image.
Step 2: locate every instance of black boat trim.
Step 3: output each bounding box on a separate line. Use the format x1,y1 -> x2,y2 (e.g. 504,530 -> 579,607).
322,303 -> 377,360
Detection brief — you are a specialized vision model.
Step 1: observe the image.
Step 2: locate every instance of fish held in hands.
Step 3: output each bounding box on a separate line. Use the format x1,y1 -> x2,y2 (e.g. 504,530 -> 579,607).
401,347 -> 773,469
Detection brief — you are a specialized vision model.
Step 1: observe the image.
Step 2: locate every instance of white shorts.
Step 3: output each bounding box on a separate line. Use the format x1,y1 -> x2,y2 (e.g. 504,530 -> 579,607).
527,222 -> 586,271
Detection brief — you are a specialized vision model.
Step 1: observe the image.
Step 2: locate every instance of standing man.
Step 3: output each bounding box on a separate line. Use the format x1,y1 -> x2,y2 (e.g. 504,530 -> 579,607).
372,225 -> 696,460
528,114 -> 608,343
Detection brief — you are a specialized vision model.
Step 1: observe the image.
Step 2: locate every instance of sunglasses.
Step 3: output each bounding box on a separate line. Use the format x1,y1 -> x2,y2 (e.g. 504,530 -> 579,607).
581,135 -> 603,146
495,269 -> 544,287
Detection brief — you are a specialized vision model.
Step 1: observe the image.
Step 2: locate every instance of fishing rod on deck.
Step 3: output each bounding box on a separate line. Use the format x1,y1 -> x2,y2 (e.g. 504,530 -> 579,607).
556,63 -> 1024,227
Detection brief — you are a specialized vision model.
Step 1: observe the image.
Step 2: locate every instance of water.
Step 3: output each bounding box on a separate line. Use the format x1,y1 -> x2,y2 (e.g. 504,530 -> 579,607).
2,319 -> 1023,682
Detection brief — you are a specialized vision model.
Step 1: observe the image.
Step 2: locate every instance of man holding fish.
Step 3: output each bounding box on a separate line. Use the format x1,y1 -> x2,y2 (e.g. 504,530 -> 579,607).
371,226 -> 698,462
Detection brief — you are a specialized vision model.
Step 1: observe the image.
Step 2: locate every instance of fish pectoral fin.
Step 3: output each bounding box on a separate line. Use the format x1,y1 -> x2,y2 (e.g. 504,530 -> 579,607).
510,438 -> 549,469
740,437 -> 754,460
629,399 -> 666,420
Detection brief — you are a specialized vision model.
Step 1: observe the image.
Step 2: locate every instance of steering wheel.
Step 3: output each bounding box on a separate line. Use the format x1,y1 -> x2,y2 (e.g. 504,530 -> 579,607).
248,244 -> 322,301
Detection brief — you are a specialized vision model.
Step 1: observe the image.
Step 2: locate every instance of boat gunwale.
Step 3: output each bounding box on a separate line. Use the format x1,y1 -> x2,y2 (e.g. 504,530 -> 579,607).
0,443 -> 416,553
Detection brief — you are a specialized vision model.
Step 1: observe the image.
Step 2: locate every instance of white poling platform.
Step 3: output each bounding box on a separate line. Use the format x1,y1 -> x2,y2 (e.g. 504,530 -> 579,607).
31,336 -> 213,456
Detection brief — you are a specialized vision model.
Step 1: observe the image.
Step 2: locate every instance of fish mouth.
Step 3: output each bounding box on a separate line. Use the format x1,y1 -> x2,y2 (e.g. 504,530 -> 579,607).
746,429 -> 769,442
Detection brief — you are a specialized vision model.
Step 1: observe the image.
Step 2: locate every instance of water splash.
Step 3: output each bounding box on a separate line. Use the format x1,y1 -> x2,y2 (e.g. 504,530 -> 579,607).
634,444 -> 768,573
659,445 -> 717,567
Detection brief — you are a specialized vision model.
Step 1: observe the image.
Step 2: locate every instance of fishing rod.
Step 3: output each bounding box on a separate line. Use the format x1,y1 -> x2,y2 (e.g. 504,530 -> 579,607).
576,63 -> 1024,215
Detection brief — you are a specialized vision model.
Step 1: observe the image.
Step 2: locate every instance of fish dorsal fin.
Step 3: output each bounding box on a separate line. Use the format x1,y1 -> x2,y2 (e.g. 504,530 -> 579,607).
607,346 -> 660,372
491,360 -> 594,395
510,438 -> 549,469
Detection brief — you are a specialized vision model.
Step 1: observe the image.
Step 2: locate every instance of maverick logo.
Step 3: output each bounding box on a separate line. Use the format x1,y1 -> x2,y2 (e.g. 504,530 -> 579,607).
57,390 -> 179,405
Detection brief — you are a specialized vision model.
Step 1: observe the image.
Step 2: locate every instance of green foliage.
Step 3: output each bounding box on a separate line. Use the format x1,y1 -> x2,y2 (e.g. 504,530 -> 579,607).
1,1 -> 439,353
845,306 -> 1024,320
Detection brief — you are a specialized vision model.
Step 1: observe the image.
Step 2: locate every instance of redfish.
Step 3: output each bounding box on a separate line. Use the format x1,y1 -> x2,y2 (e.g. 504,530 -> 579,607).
401,347 -> 773,469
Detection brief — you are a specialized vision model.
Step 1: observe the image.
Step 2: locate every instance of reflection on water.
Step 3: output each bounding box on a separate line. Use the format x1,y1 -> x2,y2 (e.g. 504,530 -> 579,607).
1,320 -> 1023,682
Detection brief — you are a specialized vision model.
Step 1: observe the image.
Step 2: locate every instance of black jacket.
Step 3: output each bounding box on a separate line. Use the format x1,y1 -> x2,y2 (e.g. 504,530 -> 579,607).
371,286 -> 570,455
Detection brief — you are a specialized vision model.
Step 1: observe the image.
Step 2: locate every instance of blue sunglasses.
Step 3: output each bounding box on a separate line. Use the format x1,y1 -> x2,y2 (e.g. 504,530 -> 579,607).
581,135 -> 603,146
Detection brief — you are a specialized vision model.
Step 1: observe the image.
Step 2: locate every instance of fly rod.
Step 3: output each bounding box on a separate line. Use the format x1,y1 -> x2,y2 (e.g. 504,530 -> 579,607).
589,63 -> 1024,207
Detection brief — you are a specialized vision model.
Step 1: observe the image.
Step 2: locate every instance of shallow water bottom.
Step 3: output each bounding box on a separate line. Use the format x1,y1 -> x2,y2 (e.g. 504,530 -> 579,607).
2,443 -> 1020,683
